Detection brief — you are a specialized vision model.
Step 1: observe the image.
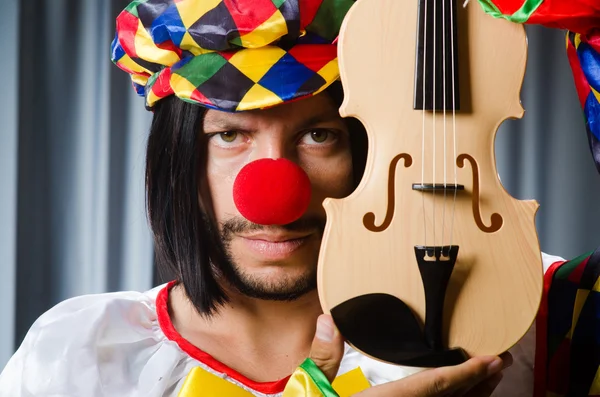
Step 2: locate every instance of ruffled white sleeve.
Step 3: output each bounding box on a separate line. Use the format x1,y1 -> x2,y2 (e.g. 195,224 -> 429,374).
0,285 -> 196,397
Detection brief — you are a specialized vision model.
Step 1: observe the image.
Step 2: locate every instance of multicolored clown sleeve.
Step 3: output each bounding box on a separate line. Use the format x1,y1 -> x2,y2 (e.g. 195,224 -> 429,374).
566,31 -> 600,175
477,0 -> 600,34
477,2 -> 600,396
533,248 -> 600,397
478,0 -> 600,174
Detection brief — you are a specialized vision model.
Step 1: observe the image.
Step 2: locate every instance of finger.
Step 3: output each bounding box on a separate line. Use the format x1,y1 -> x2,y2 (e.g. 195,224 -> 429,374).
458,352 -> 513,396
422,356 -> 504,395
355,355 -> 503,397
308,314 -> 345,383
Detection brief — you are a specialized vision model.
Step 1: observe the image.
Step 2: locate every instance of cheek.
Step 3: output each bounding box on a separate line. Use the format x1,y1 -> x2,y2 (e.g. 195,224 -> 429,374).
205,156 -> 240,222
205,147 -> 354,221
305,152 -> 354,205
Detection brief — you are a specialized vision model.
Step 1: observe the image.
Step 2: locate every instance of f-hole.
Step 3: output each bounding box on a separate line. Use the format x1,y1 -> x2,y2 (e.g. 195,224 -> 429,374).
363,153 -> 413,232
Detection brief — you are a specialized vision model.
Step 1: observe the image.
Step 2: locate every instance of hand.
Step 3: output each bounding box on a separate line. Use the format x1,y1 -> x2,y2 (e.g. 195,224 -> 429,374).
309,314 -> 512,397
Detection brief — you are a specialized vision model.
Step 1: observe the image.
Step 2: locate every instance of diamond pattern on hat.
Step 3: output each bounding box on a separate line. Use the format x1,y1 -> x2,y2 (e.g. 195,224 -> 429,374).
174,52 -> 227,87
237,9 -> 287,48
116,9 -> 143,58
190,88 -> 213,107
306,0 -> 353,41
134,16 -> 181,68
228,47 -> 286,82
175,0 -> 221,30
317,59 -> 338,82
180,32 -> 211,55
113,0 -> 349,112
188,1 -> 240,50
278,0 -> 300,40
224,0 -> 278,36
237,84 -> 283,111
148,68 -> 174,105
288,44 -> 334,72
197,62 -> 256,111
138,0 -> 172,30
125,0 -> 150,16
257,53 -> 314,101
147,3 -> 187,46
295,72 -> 327,97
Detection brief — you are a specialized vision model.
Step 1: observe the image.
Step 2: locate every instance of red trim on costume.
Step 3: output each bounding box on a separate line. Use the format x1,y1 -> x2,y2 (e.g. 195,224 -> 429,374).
546,338 -> 571,394
533,260 -> 566,397
156,282 -> 291,395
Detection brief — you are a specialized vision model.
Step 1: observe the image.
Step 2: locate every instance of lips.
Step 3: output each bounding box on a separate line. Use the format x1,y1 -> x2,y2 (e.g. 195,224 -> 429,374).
239,233 -> 312,260
241,232 -> 310,242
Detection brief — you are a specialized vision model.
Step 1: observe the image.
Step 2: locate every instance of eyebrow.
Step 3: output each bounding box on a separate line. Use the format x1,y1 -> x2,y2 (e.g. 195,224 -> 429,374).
203,110 -> 343,133
295,112 -> 344,130
202,117 -> 249,133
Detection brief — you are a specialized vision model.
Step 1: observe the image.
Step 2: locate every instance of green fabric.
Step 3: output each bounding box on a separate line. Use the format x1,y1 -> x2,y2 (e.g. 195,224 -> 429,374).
175,53 -> 227,87
555,250 -> 594,279
299,358 -> 340,397
306,0 -> 354,41
477,0 -> 545,23
124,0 -> 147,17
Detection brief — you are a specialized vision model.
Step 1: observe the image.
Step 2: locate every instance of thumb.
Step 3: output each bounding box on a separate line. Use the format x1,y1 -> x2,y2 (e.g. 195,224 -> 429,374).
309,314 -> 345,383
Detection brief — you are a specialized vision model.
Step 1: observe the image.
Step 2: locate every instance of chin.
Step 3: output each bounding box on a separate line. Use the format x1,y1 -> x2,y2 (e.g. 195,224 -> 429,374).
236,255 -> 315,282
226,244 -> 319,300
214,213 -> 325,300
229,263 -> 318,301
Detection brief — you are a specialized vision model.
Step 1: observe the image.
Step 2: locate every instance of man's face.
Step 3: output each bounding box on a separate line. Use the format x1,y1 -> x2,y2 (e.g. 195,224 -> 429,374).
202,93 -> 354,300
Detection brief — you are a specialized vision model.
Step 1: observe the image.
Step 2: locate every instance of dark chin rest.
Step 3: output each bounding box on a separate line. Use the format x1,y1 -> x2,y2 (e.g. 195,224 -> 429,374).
330,292 -> 467,367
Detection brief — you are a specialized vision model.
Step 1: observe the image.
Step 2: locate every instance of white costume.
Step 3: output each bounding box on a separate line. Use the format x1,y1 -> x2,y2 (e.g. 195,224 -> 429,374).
0,253 -> 561,396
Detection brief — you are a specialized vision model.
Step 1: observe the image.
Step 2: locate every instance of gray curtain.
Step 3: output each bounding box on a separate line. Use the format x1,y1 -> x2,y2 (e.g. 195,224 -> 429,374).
0,0 -> 155,368
496,25 -> 600,258
1,1 -> 599,370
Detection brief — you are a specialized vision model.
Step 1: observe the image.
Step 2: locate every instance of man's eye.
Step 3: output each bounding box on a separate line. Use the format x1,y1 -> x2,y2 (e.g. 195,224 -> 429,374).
219,131 -> 238,143
302,130 -> 334,145
310,130 -> 328,143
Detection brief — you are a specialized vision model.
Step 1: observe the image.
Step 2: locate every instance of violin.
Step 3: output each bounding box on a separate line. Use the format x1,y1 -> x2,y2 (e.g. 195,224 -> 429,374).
317,0 -> 543,367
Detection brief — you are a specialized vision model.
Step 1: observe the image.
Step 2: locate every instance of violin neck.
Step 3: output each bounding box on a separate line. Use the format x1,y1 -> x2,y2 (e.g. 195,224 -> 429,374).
414,0 -> 461,111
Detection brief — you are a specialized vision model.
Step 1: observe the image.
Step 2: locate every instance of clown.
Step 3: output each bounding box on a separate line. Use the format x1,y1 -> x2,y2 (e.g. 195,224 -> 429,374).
0,0 -> 598,396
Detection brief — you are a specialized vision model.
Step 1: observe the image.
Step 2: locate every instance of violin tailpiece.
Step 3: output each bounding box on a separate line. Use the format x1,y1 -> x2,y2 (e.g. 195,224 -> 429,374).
330,246 -> 467,368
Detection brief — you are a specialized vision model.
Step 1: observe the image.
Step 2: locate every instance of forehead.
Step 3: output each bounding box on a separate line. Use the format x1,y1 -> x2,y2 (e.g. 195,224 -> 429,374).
203,93 -> 342,130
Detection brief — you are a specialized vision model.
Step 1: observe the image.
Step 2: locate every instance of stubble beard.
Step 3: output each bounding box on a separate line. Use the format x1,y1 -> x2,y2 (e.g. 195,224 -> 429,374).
215,216 -> 325,301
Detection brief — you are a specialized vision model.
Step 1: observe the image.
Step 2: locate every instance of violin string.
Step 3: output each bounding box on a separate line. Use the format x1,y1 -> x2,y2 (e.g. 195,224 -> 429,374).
450,0 -> 458,247
442,0 -> 447,254
432,0 -> 437,249
421,0 -> 428,248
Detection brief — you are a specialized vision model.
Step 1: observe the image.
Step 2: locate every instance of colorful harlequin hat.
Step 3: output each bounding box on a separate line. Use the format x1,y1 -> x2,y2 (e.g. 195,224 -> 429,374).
111,0 -> 354,112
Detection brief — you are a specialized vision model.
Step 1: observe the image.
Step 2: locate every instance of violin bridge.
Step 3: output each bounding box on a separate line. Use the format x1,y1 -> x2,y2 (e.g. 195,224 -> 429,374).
419,245 -> 457,262
412,183 -> 464,192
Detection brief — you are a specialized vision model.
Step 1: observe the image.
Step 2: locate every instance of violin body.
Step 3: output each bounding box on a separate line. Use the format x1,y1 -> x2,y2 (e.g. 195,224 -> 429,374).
317,0 -> 543,366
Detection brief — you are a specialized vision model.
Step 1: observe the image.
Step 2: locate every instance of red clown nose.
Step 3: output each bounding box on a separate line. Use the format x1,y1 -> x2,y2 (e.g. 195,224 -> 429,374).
233,158 -> 312,225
